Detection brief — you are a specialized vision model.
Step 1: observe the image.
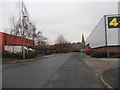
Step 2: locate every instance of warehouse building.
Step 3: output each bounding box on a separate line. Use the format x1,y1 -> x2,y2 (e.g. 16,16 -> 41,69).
0,32 -> 34,52
85,14 -> 120,52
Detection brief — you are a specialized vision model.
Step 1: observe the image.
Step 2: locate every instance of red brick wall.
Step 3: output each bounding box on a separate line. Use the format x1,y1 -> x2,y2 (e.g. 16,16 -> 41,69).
0,32 -> 34,50
93,46 -> 120,52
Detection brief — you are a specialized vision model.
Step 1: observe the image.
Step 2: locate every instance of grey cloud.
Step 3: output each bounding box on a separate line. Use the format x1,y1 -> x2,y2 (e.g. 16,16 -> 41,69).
0,2 -> 118,44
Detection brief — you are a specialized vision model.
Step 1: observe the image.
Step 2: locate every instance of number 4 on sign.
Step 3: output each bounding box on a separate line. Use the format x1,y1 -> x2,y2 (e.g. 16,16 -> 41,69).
109,18 -> 119,26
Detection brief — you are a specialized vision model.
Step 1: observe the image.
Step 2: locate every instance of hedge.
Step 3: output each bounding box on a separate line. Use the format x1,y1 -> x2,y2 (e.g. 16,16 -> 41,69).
91,51 -> 120,58
2,51 -> 39,59
91,52 -> 107,58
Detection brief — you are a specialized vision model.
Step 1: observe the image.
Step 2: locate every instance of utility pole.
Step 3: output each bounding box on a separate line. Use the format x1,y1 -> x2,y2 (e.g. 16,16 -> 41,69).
21,1 -> 25,59
20,0 -> 32,59
20,1 -> 28,59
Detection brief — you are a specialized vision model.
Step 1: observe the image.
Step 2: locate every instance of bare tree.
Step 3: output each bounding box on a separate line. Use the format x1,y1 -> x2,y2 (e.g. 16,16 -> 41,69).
55,34 -> 67,44
27,21 -> 48,48
35,31 -> 48,49
10,1 -> 34,59
10,1 -> 48,58
55,34 -> 69,52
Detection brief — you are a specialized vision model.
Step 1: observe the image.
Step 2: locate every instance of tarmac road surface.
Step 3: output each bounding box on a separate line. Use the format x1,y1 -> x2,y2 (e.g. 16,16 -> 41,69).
3,52 -> 104,88
102,67 -> 118,88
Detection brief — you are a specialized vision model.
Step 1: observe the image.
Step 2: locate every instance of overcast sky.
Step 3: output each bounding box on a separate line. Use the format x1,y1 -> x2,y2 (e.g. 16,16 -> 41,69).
0,0 -> 119,45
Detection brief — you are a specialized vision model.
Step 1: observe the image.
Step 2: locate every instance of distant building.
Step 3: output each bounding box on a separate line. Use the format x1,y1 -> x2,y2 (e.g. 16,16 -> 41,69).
81,34 -> 85,49
71,42 -> 82,51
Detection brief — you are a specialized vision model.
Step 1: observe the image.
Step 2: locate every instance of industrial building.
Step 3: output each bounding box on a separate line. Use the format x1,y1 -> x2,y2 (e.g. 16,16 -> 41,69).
85,14 -> 120,52
0,32 -> 34,52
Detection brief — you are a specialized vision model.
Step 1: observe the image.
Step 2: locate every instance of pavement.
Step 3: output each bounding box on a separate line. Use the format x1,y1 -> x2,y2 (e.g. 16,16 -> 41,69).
2,54 -> 59,64
102,67 -> 119,88
2,52 -> 104,88
80,53 -> 119,89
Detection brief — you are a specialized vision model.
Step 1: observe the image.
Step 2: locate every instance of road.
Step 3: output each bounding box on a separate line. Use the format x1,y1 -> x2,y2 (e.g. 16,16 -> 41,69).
102,67 -> 118,88
3,52 -> 104,88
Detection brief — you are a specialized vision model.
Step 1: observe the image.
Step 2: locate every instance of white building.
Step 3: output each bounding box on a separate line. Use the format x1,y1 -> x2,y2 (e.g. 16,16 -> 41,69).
86,14 -> 120,52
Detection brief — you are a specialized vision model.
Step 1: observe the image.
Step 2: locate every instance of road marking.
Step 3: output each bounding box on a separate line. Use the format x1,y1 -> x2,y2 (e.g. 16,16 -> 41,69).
98,72 -> 113,90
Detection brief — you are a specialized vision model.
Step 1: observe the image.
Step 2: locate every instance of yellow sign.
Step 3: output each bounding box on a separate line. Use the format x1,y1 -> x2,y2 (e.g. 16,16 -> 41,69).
108,17 -> 120,28
109,18 -> 118,26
